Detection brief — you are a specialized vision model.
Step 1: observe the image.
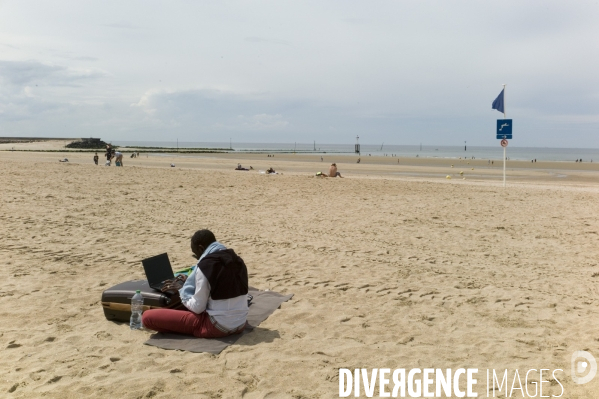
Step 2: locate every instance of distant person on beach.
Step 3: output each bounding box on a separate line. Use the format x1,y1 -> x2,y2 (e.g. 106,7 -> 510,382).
114,151 -> 123,166
235,163 -> 249,171
266,167 -> 276,174
357,158 -> 360,164
141,229 -> 248,338
105,147 -> 112,166
93,153 -> 99,165
328,163 -> 343,178
59,158 -> 69,162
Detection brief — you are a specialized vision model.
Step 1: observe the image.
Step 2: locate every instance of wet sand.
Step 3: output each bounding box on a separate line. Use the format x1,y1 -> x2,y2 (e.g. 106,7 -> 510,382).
1,140 -> 598,185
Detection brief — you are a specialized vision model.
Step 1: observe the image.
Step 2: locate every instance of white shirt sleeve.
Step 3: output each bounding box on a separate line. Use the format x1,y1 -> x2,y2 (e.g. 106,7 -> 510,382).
181,269 -> 210,314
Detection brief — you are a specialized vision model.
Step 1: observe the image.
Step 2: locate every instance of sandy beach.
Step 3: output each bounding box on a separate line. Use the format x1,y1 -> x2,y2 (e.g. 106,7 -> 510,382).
1,144 -> 599,398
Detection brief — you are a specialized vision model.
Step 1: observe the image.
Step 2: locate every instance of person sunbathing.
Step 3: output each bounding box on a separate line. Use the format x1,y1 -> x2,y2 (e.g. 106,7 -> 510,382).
142,229 -> 249,338
328,163 -> 343,177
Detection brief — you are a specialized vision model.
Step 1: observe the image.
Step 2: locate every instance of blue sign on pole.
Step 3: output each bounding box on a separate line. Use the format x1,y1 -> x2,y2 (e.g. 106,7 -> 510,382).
496,119 -> 513,139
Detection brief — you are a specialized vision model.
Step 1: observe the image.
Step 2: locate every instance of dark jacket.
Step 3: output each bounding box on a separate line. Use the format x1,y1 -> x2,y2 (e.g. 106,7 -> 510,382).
198,249 -> 248,300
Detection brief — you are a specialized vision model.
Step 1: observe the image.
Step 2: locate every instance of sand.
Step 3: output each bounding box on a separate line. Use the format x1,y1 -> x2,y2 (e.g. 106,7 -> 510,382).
1,145 -> 599,398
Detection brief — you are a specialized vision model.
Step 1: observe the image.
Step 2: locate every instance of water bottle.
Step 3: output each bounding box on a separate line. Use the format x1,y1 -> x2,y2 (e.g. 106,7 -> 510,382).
130,290 -> 144,330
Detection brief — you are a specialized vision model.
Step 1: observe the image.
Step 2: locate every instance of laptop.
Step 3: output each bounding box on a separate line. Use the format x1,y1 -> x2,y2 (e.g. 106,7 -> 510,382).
142,253 -> 175,291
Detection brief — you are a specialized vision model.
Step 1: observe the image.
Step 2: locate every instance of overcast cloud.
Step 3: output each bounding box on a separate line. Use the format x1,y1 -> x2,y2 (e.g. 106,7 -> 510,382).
0,1 -> 597,147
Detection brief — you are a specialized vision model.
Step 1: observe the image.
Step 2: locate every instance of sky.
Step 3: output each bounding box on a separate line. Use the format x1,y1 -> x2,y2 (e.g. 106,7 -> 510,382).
0,1 -> 597,147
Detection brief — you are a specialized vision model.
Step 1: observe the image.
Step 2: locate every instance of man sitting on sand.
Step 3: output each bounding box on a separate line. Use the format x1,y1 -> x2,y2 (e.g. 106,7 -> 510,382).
328,163 -> 343,178
142,229 -> 249,338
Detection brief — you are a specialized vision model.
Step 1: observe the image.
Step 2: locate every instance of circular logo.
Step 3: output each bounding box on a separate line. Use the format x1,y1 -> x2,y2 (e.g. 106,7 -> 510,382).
500,139 -> 508,147
572,351 -> 597,384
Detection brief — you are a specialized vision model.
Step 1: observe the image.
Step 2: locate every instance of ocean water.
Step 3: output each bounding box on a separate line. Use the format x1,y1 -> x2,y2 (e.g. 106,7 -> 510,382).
113,141 -> 599,162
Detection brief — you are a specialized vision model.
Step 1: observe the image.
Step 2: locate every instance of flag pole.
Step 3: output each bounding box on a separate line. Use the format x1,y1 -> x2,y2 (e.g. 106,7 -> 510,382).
503,84 -> 506,188
503,84 -> 506,119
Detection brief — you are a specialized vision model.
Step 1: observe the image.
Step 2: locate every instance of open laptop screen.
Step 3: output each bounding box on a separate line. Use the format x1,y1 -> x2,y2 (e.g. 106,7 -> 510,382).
142,253 -> 175,288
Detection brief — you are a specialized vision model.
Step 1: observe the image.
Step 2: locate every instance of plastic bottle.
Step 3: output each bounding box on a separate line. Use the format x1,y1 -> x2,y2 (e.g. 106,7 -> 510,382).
130,290 -> 144,330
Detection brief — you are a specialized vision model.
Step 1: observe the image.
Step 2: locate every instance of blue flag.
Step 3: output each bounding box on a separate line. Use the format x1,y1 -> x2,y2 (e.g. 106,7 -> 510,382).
492,89 -> 504,113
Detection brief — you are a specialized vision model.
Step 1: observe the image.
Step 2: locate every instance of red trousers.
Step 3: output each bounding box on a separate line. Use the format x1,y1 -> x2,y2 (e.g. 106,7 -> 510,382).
142,309 -> 244,338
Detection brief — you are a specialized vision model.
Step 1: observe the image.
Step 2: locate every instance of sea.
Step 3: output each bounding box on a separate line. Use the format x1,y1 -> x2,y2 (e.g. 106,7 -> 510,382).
112,141 -> 599,162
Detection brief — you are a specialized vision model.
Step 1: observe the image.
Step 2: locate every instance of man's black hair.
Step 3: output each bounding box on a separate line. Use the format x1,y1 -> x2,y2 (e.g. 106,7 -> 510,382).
191,229 -> 216,250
